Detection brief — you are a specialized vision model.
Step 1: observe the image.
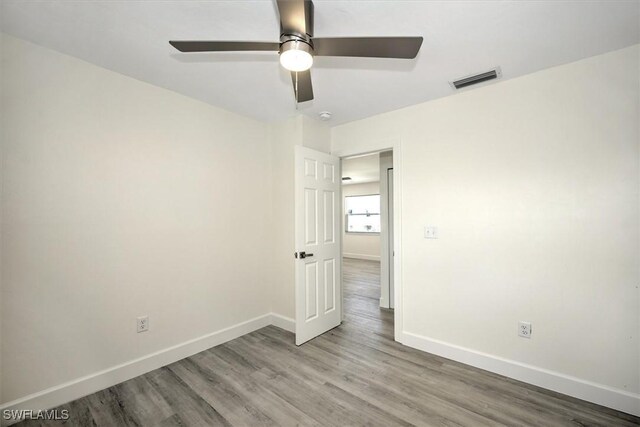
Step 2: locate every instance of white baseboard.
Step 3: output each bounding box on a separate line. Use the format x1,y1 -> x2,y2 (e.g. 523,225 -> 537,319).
401,331 -> 640,417
6,317 -> 635,422
379,297 -> 389,308
270,313 -> 295,332
343,253 -> 380,261
0,313 -> 290,425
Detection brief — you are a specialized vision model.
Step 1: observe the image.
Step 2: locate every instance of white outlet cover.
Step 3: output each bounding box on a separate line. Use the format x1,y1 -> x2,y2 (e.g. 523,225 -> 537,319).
518,321 -> 531,338
137,316 -> 149,333
424,226 -> 438,239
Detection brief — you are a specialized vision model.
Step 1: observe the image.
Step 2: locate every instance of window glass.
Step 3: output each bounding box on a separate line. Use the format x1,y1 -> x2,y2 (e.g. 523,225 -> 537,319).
345,194 -> 381,233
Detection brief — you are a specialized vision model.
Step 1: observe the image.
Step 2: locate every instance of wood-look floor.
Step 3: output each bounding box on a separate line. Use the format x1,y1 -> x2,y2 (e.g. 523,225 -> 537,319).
20,258 -> 639,426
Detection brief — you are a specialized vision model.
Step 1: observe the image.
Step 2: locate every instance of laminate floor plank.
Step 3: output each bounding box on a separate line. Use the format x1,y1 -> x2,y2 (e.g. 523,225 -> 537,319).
192,350 -> 320,426
16,258 -> 638,426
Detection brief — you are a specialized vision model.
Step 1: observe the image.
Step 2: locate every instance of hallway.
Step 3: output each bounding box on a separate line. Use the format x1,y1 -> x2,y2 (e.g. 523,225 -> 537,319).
342,258 -> 393,339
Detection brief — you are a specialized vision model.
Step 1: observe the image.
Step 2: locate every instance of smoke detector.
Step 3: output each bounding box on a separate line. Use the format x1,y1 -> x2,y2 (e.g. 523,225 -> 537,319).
319,111 -> 332,121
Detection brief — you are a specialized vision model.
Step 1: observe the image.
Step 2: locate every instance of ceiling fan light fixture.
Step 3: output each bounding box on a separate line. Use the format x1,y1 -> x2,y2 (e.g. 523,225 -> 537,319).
169,0 -> 424,103
280,40 -> 313,72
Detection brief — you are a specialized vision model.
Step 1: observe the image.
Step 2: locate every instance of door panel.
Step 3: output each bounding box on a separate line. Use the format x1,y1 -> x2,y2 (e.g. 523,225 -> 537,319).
324,258 -> 336,313
304,188 -> 318,245
295,146 -> 341,345
323,163 -> 335,183
305,262 -> 318,320
305,158 -> 317,178
323,190 -> 335,243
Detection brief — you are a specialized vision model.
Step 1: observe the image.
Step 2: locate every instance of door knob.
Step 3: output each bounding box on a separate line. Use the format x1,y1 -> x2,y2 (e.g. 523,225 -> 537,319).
295,251 -> 314,259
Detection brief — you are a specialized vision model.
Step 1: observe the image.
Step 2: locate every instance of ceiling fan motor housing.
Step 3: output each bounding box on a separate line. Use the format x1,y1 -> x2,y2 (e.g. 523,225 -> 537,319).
280,37 -> 314,57
278,0 -> 314,57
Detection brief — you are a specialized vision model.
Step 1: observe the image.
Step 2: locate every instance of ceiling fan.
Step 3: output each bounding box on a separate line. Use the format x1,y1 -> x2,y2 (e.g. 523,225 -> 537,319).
169,0 -> 423,103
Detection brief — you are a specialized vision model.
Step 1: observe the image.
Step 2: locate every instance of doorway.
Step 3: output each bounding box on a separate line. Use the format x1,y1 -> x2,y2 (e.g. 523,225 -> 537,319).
341,150 -> 394,337
293,141 -> 402,346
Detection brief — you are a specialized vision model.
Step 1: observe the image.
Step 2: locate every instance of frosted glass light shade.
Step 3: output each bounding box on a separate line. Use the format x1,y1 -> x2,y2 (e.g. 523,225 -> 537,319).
279,40 -> 313,72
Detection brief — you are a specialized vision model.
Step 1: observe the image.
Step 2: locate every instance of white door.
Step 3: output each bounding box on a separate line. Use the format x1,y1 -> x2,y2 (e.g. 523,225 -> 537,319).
295,146 -> 342,345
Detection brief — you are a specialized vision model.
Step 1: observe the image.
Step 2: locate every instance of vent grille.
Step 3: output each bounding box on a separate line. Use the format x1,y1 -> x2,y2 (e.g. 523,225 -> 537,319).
451,67 -> 502,89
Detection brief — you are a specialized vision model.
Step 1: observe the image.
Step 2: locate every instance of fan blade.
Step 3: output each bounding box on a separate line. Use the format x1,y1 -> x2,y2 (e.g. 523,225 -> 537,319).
169,41 -> 279,53
312,37 -> 423,59
276,0 -> 314,36
291,70 -> 313,102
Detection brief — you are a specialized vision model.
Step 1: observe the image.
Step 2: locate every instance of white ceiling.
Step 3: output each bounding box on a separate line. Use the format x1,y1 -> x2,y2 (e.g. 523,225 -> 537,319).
342,153 -> 379,185
1,1 -> 638,126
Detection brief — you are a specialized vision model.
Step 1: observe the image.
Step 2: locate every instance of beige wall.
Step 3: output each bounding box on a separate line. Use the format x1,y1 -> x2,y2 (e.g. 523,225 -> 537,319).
332,45 -> 640,396
267,118 -> 299,322
0,34 -> 273,403
343,182 -> 381,260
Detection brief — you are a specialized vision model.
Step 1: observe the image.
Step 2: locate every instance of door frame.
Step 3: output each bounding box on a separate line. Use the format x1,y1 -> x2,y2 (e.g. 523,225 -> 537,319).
333,138 -> 404,342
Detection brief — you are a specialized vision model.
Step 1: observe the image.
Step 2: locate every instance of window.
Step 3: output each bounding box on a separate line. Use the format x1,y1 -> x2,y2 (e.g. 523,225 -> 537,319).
345,194 -> 380,233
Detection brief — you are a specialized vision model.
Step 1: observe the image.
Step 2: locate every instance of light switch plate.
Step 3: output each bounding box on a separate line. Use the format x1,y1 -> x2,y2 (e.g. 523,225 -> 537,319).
424,226 -> 438,239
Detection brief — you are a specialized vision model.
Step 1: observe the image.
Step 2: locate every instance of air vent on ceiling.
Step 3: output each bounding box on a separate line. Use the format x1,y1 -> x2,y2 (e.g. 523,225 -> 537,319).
450,67 -> 502,90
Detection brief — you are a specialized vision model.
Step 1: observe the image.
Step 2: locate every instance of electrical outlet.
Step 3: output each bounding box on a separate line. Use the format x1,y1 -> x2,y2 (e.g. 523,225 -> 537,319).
518,321 -> 531,338
424,226 -> 438,239
137,316 -> 149,333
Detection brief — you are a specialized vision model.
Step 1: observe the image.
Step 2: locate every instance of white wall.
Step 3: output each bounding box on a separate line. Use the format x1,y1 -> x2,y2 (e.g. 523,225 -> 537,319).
343,182 -> 381,261
267,117 -> 299,322
332,45 -> 640,409
0,34 -> 273,403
